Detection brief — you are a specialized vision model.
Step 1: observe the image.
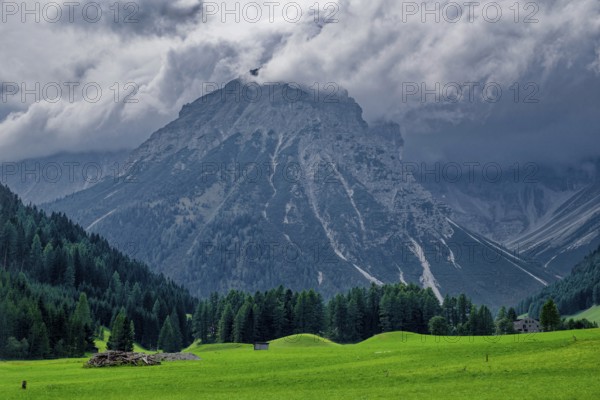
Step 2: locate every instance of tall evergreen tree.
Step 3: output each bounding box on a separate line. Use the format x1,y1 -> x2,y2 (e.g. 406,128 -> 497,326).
540,298 -> 561,332
233,301 -> 254,343
107,310 -> 134,352
507,307 -> 518,322
158,316 -> 183,352
218,304 -> 234,343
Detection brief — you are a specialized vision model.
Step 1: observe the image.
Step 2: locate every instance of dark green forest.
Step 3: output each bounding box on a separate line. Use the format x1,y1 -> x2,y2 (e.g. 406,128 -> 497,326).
191,284 -> 500,346
518,244 -> 600,317
0,184 -> 196,359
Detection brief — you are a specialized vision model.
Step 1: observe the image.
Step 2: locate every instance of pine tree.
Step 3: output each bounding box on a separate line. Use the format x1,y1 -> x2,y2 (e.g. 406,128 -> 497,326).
74,293 -> 93,327
379,291 -> 394,333
192,302 -> 205,342
540,298 -> 561,332
28,314 -> 50,359
593,284 -> 600,305
233,301 -> 254,343
507,307 -> 518,322
29,234 -> 43,275
158,316 -> 182,352
365,284 -> 381,338
168,310 -> 183,348
327,294 -> 348,342
281,289 -> 295,337
346,289 -> 365,341
218,304 -> 234,343
107,310 -> 134,352
478,305 -> 494,335
457,294 -> 470,325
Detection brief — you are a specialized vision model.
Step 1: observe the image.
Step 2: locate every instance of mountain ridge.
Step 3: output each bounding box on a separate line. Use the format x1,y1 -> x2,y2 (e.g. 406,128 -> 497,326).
46,79 -> 553,308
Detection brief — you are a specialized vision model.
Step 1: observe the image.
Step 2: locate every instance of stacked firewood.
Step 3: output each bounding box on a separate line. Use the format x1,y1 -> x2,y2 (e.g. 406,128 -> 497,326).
86,351 -> 161,367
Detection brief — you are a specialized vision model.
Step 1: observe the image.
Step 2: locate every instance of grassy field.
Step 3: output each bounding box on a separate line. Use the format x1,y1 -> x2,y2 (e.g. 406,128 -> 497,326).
567,305 -> 600,324
1,329 -> 599,399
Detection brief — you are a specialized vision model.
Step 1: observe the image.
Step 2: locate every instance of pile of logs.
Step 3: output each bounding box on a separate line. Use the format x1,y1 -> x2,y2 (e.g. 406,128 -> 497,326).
86,351 -> 161,367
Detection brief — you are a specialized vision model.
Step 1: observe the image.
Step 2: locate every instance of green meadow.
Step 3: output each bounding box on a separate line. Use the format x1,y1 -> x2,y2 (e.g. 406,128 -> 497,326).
568,305 -> 600,325
1,329 -> 599,400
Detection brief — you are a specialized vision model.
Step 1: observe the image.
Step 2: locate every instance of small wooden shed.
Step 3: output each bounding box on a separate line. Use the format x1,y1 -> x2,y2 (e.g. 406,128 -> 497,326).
253,342 -> 269,351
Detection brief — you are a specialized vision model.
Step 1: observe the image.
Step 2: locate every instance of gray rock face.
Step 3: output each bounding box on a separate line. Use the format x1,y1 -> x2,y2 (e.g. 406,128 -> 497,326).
47,80 -> 554,308
505,183 -> 600,275
424,161 -> 600,276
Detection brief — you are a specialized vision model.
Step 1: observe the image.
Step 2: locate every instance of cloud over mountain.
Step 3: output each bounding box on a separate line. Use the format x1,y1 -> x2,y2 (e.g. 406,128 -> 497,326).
1,0 -> 599,162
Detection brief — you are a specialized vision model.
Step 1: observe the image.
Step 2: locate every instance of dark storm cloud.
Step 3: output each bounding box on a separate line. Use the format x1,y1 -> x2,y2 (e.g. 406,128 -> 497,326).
261,0 -> 600,165
41,0 -> 205,37
0,0 -> 599,163
402,47 -> 600,165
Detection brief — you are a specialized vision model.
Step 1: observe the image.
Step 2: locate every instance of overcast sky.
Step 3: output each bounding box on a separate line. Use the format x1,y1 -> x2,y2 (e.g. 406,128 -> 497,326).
0,0 -> 599,163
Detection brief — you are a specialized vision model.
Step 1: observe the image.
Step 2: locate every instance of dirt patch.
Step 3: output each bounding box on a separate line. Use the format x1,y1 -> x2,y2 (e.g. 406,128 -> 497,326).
152,353 -> 201,362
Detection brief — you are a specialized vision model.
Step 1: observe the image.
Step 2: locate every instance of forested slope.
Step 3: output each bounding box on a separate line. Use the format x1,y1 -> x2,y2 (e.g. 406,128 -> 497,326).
0,184 -> 195,359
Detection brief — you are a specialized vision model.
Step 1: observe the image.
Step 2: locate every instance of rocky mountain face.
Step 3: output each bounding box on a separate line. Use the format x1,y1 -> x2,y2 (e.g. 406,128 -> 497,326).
47,80 -> 554,308
1,151 -> 128,204
505,182 -> 600,275
423,160 -> 600,276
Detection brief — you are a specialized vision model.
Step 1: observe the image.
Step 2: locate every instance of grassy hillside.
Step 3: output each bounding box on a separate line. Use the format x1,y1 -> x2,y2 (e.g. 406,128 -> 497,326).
269,334 -> 339,348
567,305 -> 600,324
1,329 -> 599,399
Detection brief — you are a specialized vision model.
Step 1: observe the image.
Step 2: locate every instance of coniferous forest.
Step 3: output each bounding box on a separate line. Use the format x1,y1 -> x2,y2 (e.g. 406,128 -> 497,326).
517,244 -> 600,317
191,284 -> 498,345
0,184 -> 196,359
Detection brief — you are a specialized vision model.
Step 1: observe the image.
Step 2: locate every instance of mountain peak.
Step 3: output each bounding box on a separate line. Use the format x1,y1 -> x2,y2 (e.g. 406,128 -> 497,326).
136,79 -> 368,165
48,81 -> 553,308
178,79 -> 359,119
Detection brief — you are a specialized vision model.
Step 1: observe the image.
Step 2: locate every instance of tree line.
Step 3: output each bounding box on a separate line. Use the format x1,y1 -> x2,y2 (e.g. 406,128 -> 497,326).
189,284 -> 505,346
188,285 -> 597,348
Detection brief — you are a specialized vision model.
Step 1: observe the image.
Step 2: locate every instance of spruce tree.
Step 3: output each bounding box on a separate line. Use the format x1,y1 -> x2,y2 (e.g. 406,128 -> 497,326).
233,301 -> 254,343
107,310 -> 134,352
507,307 -> 518,322
158,316 -> 183,352
218,304 -> 234,343
540,298 -> 561,332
